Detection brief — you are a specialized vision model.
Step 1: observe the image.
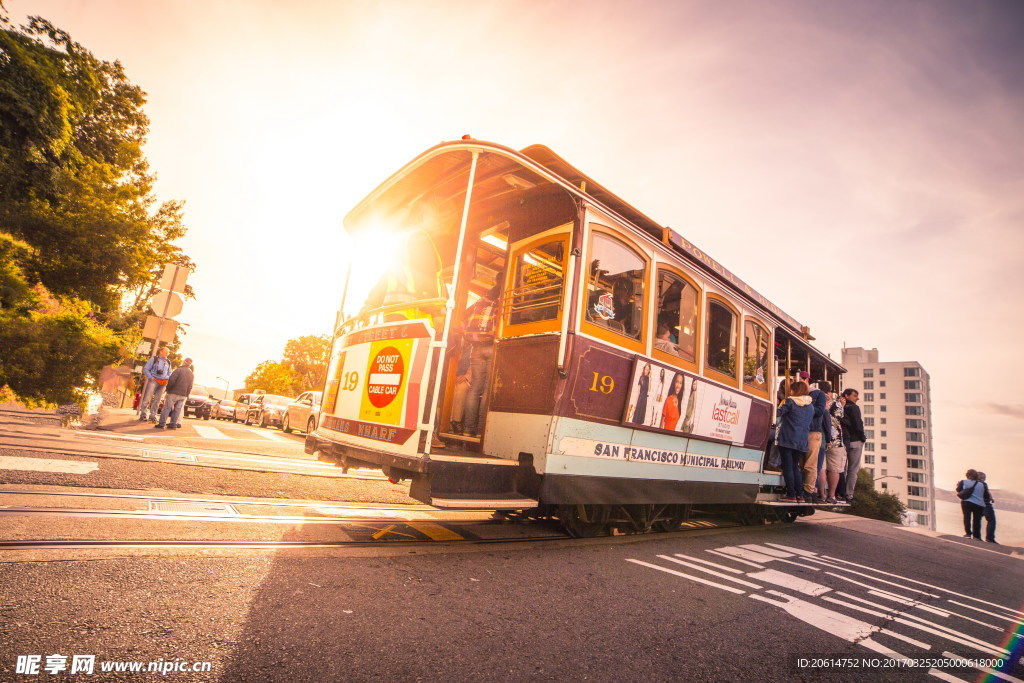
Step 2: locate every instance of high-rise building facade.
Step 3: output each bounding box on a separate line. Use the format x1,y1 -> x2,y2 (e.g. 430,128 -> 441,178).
840,347 -> 936,530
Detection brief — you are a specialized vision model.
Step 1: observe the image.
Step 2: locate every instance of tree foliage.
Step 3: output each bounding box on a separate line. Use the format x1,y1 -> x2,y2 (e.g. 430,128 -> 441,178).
245,335 -> 331,396
244,361 -> 301,397
846,469 -> 907,524
0,13 -> 187,311
0,10 -> 192,406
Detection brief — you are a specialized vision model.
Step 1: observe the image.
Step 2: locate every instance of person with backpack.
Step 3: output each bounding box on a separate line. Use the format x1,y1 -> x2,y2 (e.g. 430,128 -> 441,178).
776,381 -> 815,502
955,469 -> 986,540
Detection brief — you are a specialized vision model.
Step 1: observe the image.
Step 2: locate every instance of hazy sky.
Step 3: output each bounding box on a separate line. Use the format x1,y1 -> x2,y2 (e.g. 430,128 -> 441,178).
11,0 -> 1024,489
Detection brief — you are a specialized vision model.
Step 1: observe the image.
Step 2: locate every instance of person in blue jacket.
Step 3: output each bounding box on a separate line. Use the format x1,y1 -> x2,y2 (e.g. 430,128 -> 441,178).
956,469 -> 987,540
776,381 -> 815,502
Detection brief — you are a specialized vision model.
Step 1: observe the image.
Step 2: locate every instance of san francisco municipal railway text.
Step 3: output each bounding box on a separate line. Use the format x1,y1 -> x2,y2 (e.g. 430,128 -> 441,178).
794,656 -> 1005,670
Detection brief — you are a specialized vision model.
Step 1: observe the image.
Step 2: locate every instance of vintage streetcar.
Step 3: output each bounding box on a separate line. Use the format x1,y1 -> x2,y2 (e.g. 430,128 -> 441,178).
305,138 -> 844,536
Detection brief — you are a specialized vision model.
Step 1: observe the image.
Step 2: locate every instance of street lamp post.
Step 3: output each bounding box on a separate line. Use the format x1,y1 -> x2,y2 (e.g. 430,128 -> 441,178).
873,475 -> 903,481
215,376 -> 230,400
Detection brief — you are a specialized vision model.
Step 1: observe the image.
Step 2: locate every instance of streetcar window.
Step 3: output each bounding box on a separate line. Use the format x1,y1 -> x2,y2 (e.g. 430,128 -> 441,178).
705,299 -> 736,377
655,270 -> 698,362
586,234 -> 645,341
508,239 -> 565,326
743,319 -> 770,388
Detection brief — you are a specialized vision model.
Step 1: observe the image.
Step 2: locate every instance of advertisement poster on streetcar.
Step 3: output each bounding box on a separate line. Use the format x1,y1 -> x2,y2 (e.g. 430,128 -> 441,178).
622,357 -> 752,444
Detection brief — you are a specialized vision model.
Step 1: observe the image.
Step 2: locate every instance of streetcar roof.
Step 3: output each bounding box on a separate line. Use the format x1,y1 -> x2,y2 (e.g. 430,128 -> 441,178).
344,138 -> 844,374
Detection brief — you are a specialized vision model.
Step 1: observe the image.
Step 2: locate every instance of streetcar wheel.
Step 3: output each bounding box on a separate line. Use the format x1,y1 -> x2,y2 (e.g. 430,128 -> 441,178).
282,414 -> 292,433
558,504 -> 610,538
306,417 -> 316,434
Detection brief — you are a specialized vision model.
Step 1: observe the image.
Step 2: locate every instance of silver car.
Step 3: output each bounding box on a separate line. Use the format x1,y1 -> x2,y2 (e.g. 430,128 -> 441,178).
282,391 -> 322,434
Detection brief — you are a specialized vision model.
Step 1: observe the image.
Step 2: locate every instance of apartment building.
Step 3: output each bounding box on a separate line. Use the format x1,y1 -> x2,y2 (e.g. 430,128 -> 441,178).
840,346 -> 936,530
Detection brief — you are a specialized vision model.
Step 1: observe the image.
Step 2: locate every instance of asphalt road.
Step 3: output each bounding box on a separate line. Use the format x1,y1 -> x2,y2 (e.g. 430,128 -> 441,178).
1,410 -> 1022,681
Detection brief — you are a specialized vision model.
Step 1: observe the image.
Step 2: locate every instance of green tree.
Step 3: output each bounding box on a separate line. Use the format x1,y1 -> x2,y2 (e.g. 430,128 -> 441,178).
0,13 -> 187,311
282,334 -> 330,391
845,469 -> 907,524
244,361 -> 300,397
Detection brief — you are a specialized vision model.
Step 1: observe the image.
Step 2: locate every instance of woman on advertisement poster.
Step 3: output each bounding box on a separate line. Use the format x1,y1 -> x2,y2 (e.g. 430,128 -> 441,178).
628,363 -> 652,424
659,372 -> 686,430
680,377 -> 699,433
649,367 -> 667,426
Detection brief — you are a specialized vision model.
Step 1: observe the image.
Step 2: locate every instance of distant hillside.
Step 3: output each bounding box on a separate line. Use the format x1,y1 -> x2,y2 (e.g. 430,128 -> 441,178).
936,486 -> 1024,513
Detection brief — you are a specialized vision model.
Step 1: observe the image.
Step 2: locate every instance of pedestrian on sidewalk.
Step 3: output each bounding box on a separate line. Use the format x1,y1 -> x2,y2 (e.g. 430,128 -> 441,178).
138,347 -> 172,422
156,358 -> 194,429
977,471 -> 997,543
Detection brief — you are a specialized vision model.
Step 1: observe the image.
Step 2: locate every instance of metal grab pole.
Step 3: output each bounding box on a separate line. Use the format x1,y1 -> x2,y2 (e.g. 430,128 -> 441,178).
423,150 -> 480,453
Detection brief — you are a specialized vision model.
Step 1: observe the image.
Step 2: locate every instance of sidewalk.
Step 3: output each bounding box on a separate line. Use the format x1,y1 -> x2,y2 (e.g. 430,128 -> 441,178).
94,405 -> 145,431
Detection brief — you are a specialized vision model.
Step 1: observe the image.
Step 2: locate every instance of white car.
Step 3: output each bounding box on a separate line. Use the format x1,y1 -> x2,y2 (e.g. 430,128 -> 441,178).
282,391 -> 322,434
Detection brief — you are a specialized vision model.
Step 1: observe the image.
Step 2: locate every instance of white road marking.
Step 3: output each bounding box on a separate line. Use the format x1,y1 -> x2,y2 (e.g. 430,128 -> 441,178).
705,549 -> 765,569
812,559 -> 944,598
739,543 -> 794,558
0,456 -> 98,474
822,595 -> 1008,658
671,553 -> 744,574
657,555 -> 763,589
867,590 -> 951,618
940,651 -> 1023,683
927,669 -> 967,683
745,569 -> 831,596
250,428 -> 292,443
625,559 -> 746,594
192,426 -> 231,440
820,554 -> 1024,618
947,600 -> 1024,626
712,545 -> 777,564
776,558 -> 820,571
763,542 -> 818,557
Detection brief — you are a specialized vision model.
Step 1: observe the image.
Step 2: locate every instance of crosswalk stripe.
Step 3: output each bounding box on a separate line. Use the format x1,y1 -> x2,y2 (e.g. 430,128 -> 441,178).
193,426 -> 231,440
251,428 -> 292,442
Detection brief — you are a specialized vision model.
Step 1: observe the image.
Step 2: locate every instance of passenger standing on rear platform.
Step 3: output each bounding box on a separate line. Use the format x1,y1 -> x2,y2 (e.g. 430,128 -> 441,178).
803,378 -> 828,504
461,284 -> 500,439
775,381 -> 814,502
839,389 -> 865,502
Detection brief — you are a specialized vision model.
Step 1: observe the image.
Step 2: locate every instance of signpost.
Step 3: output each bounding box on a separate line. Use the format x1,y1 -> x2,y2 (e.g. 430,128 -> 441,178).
145,264 -> 188,358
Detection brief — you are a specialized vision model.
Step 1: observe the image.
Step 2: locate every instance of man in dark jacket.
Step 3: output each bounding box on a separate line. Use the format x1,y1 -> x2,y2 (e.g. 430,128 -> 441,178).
156,358 -> 194,429
839,388 -> 865,501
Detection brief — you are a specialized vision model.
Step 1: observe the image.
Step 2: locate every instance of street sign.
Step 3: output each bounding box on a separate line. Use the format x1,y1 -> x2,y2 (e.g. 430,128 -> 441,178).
150,290 -> 184,318
137,340 -> 152,355
142,315 -> 178,343
159,264 -> 189,293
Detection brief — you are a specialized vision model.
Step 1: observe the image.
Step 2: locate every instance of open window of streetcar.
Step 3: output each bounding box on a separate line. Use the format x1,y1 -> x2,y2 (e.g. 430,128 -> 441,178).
310,140 -> 843,525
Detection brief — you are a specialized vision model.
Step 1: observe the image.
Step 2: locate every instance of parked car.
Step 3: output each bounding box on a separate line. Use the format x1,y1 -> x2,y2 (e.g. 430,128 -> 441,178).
183,385 -> 213,419
232,393 -> 257,423
282,391 -> 322,434
245,393 -> 294,428
211,399 -> 237,420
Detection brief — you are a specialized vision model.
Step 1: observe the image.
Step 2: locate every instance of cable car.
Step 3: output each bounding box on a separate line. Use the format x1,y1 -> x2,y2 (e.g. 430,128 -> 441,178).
305,138 -> 844,535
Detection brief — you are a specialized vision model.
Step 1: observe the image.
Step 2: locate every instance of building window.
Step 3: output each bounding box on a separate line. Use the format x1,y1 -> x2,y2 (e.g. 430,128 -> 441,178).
864,381 -> 874,390
908,472 -> 926,483
905,393 -> 922,403
904,367 -> 920,377
907,458 -> 925,469
881,482 -> 888,489
879,368 -> 885,374
865,393 -> 874,402
880,430 -> 887,437
864,455 -> 875,464
907,486 -> 927,497
880,393 -> 886,399
906,445 -> 924,455
880,405 -> 887,412
864,369 -> 874,378
906,405 -> 924,415
865,430 -> 875,439
907,432 -> 923,442
704,299 -> 737,377
906,419 -> 925,429
907,499 -> 928,511
864,417 -> 875,426
917,514 -> 929,526
585,233 -> 646,341
880,381 -> 886,387
880,418 -> 886,424
742,319 -> 770,389
864,442 -> 875,451
655,269 -> 698,363
904,380 -> 922,390
881,456 -> 887,462
881,443 -> 887,450
863,405 -> 874,414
